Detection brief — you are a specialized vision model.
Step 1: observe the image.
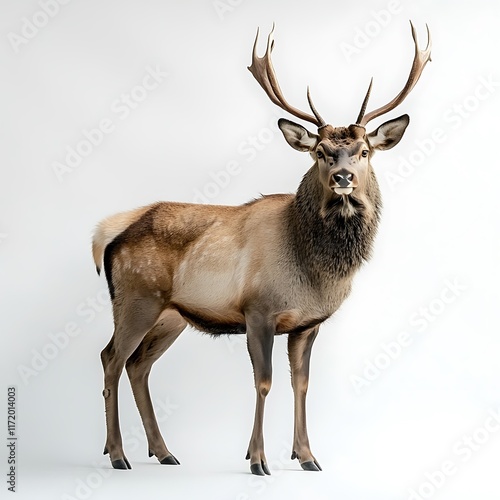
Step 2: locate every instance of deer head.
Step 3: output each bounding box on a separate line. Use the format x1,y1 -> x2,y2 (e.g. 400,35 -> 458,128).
248,23 -> 431,212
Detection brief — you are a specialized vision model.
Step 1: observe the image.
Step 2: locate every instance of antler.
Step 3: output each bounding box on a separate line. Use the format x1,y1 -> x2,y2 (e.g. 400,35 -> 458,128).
248,25 -> 326,128
357,21 -> 432,127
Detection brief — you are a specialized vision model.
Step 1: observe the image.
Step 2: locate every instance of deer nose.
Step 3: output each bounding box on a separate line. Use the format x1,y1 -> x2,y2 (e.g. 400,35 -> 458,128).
330,169 -> 357,187
333,173 -> 353,188
330,168 -> 357,195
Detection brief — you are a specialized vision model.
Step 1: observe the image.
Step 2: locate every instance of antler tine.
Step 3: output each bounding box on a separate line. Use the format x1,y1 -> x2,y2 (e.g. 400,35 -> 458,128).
307,87 -> 326,127
355,78 -> 373,125
248,25 -> 325,128
358,21 -> 432,127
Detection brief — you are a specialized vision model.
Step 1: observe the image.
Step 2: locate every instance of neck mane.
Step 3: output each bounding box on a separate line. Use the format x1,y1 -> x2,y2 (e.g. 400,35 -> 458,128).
286,164 -> 382,283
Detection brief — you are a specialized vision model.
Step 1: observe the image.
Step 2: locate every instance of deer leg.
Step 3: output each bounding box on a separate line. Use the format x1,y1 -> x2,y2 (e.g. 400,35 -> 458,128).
101,295 -> 163,470
245,317 -> 274,476
288,326 -> 322,472
125,310 -> 186,465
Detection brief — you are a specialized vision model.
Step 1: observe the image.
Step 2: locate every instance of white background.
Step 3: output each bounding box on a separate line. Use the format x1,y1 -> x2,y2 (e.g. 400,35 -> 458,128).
1,1 -> 500,499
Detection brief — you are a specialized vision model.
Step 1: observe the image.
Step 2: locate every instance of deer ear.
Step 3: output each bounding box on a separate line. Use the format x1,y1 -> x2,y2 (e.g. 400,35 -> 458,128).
278,118 -> 319,152
366,114 -> 410,151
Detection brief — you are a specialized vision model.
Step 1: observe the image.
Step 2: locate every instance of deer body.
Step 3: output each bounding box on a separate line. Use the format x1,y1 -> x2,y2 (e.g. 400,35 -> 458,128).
94,24 -> 431,475
96,167 -> 378,337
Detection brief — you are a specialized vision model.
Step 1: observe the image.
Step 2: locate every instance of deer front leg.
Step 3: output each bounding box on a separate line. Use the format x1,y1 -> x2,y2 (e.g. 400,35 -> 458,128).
288,326 -> 322,472
245,317 -> 274,476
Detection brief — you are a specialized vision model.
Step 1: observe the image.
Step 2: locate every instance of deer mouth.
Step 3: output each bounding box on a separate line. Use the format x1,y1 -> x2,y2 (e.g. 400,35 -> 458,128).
334,187 -> 353,196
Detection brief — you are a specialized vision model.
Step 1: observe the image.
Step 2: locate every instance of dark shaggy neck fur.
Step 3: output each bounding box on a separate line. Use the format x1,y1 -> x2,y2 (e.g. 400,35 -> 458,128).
285,164 -> 382,285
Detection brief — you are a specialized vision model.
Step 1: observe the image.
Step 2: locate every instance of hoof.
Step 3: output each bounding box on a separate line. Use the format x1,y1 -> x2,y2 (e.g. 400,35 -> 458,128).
111,458 -> 132,470
160,455 -> 180,465
103,446 -> 109,456
250,461 -> 271,476
300,460 -> 322,472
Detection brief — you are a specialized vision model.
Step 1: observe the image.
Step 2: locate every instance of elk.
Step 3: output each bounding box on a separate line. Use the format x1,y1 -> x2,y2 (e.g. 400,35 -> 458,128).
93,22 -> 431,476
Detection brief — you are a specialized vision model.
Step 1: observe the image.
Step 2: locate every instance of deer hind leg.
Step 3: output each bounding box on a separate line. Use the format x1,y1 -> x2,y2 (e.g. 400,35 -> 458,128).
287,326 -> 321,471
101,295 -> 164,470
125,309 -> 187,465
245,316 -> 275,476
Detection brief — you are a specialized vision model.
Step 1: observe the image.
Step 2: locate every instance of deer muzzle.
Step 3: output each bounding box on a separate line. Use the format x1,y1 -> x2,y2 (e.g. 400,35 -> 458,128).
329,168 -> 358,195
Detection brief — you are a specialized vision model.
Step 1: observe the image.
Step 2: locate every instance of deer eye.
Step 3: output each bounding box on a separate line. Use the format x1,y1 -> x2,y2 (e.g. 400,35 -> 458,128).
316,150 -> 324,159
361,150 -> 369,158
